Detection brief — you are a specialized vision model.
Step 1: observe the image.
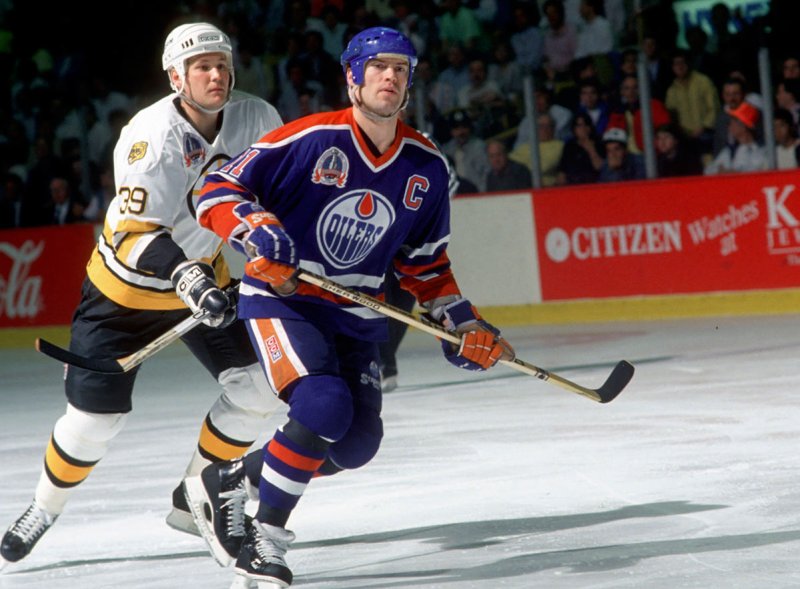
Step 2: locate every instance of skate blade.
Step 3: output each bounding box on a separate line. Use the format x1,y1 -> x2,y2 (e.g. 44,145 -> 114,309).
165,507 -> 201,537
256,580 -> 288,589
229,574 -> 256,588
183,475 -> 233,567
231,573 -> 288,589
0,556 -> 9,572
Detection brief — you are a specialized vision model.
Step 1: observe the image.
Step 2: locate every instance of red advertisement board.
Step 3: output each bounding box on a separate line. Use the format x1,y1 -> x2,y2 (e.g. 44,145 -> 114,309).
534,170 -> 800,300
0,224 -> 96,327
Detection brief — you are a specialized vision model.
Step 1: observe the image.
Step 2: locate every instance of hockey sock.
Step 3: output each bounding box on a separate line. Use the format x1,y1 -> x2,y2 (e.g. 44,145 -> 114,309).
256,419 -> 329,526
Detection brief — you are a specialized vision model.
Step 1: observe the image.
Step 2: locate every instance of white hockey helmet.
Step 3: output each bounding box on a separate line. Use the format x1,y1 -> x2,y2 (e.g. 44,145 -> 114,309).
162,22 -> 234,93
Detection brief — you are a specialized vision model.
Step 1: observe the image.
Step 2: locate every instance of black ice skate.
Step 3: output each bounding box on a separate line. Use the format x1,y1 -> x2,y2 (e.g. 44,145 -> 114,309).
165,482 -> 200,537
233,521 -> 294,588
184,458 -> 248,566
0,502 -> 58,567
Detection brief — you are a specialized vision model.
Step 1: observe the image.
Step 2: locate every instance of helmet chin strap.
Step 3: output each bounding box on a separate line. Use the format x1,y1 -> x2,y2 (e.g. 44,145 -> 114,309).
173,74 -> 230,115
349,85 -> 409,121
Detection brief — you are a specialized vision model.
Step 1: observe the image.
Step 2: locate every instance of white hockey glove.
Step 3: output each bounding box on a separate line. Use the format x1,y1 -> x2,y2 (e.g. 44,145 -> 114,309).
171,260 -> 236,328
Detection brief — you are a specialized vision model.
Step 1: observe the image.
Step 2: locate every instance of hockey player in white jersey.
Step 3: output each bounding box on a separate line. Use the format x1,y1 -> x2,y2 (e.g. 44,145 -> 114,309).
0,22 -> 284,568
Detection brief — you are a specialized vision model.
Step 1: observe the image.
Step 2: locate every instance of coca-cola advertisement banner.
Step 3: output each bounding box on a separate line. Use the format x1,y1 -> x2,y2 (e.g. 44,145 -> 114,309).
0,224 -> 96,327
534,170 -> 800,300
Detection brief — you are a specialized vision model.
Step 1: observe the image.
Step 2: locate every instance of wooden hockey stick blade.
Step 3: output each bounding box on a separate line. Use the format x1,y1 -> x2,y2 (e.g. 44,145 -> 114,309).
505,357 -> 634,403
35,311 -> 207,374
296,269 -> 634,403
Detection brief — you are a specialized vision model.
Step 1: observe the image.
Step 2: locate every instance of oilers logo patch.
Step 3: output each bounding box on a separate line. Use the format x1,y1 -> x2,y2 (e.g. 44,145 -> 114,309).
183,133 -> 206,167
127,141 -> 148,164
311,147 -> 349,187
316,189 -> 394,269
265,335 -> 283,363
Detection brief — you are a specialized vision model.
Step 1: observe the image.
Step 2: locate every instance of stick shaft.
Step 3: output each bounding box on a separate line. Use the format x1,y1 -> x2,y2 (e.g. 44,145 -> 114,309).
296,270 -> 632,402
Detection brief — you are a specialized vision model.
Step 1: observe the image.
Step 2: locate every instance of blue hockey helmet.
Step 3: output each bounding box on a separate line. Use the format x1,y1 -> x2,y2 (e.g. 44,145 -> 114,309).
341,27 -> 418,88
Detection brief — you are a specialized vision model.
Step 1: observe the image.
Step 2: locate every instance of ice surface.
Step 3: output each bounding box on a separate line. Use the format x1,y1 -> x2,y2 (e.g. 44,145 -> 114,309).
1,315 -> 800,588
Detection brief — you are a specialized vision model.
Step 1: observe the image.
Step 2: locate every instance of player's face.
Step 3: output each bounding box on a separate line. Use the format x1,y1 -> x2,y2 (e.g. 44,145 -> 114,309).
359,57 -> 409,116
184,52 -> 231,110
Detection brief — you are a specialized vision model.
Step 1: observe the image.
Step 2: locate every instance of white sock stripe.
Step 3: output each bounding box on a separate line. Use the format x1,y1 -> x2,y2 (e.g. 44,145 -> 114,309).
261,464 -> 309,496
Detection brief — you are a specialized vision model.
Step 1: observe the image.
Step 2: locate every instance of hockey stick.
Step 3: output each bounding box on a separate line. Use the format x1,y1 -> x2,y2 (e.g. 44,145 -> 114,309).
35,310 -> 207,374
296,270 -> 633,403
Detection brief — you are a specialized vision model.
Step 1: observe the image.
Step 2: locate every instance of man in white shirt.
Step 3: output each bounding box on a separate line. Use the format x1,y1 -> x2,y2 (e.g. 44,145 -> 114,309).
705,102 -> 768,175
575,0 -> 613,59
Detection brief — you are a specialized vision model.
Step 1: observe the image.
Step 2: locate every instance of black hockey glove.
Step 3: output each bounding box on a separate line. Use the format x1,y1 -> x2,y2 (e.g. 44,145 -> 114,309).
171,260 -> 236,328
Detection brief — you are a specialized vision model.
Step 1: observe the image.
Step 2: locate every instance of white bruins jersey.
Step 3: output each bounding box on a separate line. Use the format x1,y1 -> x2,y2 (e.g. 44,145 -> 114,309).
87,91 -> 282,310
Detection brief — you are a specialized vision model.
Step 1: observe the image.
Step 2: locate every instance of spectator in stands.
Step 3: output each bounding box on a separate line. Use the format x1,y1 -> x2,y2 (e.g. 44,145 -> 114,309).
705,102 -> 768,174
383,1 -> 428,56
510,2 -> 544,72
435,44 -> 471,115
683,25 -> 714,79
575,77 -> 610,137
26,135 -> 68,210
76,161 -> 115,223
298,29 -> 340,107
542,0 -> 577,75
441,109 -> 490,192
510,112 -> 565,187
307,5 -> 348,59
459,57 -> 511,136
513,85 -> 572,154
234,35 -> 274,101
485,139 -> 532,191
487,39 -> 524,109
598,127 -> 645,182
782,55 -> 800,81
655,123 -> 704,177
665,49 -> 719,157
775,78 -> 800,133
41,176 -> 86,225
773,108 -> 800,169
88,75 -> 133,128
458,57 -> 504,111
640,34 -> 673,101
557,111 -> 604,185
0,166 -> 38,228
615,47 -> 638,82
712,77 -> 748,157
609,74 -> 670,155
705,2 -> 752,85
438,0 -> 485,54
575,0 -> 613,61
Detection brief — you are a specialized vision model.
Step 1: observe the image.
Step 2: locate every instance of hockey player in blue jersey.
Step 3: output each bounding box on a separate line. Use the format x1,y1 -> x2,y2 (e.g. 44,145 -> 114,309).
183,26 -> 514,587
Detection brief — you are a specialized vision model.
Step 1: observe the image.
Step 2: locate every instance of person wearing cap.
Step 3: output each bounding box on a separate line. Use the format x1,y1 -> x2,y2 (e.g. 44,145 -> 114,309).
0,22 -> 284,569
184,26 -> 514,587
704,101 -> 768,175
598,126 -> 645,182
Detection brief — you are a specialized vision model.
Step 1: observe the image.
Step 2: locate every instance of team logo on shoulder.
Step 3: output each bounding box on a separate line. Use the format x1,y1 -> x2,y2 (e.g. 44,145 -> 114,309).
127,141 -> 148,164
182,133 -> 206,167
311,147 -> 349,188
317,189 -> 394,269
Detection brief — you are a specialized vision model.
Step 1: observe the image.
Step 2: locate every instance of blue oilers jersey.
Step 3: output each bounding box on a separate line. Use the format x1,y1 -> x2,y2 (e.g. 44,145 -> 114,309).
198,108 -> 462,340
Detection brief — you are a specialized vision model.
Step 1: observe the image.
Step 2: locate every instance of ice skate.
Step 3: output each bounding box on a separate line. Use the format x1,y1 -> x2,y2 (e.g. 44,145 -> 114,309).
0,502 -> 58,565
165,482 -> 200,536
380,373 -> 398,393
234,520 -> 294,588
184,458 -> 248,566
